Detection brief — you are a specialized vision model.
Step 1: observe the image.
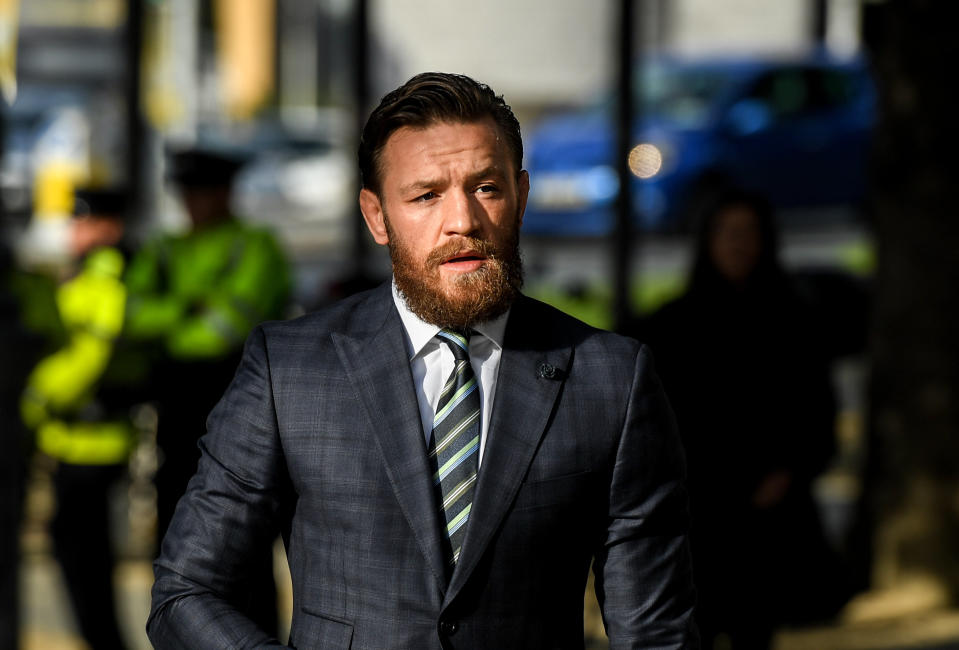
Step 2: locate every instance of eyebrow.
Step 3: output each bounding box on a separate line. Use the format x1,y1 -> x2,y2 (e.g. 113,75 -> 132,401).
399,179 -> 441,196
398,166 -> 508,196
469,165 -> 508,182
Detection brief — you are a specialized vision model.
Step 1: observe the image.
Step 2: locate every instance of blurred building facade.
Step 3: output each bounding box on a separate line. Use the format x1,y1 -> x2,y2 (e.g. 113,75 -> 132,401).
375,0 -> 863,115
0,0 -> 868,309
2,1 -> 867,247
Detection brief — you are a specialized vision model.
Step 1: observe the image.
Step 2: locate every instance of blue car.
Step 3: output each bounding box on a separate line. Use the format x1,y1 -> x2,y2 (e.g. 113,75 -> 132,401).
522,51 -> 878,235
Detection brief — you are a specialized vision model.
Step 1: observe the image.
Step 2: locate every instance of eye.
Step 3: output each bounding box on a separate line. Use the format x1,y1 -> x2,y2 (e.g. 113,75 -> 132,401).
415,191 -> 438,202
476,184 -> 499,194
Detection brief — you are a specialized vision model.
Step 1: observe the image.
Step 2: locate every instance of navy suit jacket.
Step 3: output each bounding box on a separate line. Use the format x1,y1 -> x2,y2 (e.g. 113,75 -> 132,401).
147,283 -> 698,649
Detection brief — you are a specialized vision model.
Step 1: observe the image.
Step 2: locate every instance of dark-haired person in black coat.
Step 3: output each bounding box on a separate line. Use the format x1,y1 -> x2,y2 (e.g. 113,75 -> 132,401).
639,190 -> 847,649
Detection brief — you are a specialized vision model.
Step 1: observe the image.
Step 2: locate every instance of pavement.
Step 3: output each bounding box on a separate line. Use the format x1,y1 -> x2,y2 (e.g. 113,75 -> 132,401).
20,555 -> 153,650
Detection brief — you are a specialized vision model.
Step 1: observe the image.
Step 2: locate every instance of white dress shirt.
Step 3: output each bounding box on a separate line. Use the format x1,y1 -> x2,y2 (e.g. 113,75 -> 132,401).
392,281 -> 508,466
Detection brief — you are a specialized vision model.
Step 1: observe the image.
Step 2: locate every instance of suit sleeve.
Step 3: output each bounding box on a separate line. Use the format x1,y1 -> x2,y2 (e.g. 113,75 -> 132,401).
593,344 -> 700,649
147,326 -> 289,649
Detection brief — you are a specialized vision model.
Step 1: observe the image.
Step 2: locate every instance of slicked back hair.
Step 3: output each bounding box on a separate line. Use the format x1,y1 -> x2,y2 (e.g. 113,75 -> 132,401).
359,72 -> 523,194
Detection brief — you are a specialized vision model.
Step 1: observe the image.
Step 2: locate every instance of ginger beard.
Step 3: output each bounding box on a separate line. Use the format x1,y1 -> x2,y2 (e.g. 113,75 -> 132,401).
385,212 -> 524,329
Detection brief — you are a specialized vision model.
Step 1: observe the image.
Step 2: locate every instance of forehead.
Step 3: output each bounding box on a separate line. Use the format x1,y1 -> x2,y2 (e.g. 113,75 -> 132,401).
378,119 -> 512,183
714,204 -> 760,229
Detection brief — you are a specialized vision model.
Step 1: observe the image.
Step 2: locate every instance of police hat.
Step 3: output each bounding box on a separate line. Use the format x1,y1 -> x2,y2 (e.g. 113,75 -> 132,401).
73,188 -> 127,218
167,148 -> 246,188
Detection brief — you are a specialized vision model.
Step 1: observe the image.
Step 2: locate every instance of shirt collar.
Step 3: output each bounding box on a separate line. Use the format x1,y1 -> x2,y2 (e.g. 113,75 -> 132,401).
391,279 -> 509,360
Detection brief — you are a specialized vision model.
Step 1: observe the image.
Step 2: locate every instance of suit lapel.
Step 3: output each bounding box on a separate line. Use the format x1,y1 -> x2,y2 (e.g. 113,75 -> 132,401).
446,296 -> 572,603
331,286 -> 450,589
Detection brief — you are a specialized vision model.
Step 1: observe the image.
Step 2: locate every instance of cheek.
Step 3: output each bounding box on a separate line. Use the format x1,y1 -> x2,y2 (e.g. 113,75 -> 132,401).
386,210 -> 428,249
743,234 -> 763,260
487,208 -> 521,241
490,200 -> 520,226
394,231 -> 438,271
708,238 -> 728,266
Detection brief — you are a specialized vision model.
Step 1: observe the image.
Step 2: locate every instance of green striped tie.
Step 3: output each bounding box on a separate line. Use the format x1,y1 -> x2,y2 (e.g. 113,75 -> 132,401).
428,328 -> 480,569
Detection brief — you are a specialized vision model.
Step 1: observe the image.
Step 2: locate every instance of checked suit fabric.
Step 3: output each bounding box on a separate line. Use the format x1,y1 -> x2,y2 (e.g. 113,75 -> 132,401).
428,329 -> 480,569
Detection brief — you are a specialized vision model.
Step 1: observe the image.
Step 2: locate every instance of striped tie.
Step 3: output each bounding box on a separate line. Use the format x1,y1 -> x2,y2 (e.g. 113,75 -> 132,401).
428,328 -> 480,569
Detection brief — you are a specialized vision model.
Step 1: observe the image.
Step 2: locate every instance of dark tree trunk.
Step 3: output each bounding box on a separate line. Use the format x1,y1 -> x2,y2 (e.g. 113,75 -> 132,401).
863,0 -> 959,601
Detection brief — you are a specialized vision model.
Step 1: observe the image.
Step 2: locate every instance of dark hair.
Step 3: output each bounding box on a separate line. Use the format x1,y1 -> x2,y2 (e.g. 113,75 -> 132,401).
688,188 -> 784,295
359,72 -> 523,193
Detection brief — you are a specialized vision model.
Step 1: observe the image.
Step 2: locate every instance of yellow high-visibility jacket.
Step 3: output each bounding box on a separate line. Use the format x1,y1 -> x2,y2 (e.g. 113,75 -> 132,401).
21,247 -> 135,465
123,218 -> 290,360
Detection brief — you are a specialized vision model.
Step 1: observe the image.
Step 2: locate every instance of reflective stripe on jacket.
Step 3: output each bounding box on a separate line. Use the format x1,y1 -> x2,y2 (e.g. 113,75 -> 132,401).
21,246 -> 135,465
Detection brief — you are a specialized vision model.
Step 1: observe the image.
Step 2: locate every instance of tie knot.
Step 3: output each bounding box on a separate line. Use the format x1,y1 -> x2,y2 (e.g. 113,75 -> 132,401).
436,328 -> 471,361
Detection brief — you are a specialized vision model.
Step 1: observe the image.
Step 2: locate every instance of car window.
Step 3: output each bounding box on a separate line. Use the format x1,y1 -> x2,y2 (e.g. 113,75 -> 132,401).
745,66 -> 860,119
636,64 -> 733,127
812,68 -> 859,108
745,68 -> 809,118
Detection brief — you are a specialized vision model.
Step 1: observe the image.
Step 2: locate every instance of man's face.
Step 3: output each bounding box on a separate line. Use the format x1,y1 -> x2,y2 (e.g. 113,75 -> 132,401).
359,119 -> 529,327
180,185 -> 232,229
70,215 -> 124,257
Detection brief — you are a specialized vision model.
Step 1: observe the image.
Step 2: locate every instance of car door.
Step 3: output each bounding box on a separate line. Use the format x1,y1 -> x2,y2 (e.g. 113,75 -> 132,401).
721,64 -> 869,208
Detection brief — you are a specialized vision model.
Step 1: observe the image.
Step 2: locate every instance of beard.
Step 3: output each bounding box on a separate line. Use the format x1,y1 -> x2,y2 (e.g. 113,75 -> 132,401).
386,215 -> 524,329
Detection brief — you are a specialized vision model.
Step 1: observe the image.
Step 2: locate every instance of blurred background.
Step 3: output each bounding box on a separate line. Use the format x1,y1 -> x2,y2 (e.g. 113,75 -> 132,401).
1,0 -> 957,649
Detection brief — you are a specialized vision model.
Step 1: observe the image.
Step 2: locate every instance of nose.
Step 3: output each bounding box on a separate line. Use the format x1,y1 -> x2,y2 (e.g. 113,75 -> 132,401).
442,189 -> 483,237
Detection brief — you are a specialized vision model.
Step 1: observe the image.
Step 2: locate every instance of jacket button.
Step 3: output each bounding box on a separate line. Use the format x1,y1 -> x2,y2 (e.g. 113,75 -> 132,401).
438,620 -> 459,636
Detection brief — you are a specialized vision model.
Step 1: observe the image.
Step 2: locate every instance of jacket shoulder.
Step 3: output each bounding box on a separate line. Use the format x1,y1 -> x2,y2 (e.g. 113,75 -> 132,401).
258,283 -> 392,344
512,294 -> 643,357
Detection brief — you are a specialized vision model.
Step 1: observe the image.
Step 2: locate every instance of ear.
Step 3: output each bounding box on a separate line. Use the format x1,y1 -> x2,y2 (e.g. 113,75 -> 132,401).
359,188 -> 389,246
516,170 -> 530,228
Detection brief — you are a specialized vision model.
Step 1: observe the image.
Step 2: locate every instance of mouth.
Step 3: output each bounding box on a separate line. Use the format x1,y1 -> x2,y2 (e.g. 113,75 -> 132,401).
440,250 -> 488,272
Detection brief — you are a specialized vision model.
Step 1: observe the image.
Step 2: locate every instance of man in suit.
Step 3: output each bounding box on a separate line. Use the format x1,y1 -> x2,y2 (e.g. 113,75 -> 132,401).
148,72 -> 698,649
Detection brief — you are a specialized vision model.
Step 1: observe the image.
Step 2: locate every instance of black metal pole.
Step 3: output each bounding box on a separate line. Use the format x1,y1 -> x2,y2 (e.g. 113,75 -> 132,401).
124,0 -> 146,225
812,0 -> 828,45
352,0 -> 370,275
612,0 -> 636,333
